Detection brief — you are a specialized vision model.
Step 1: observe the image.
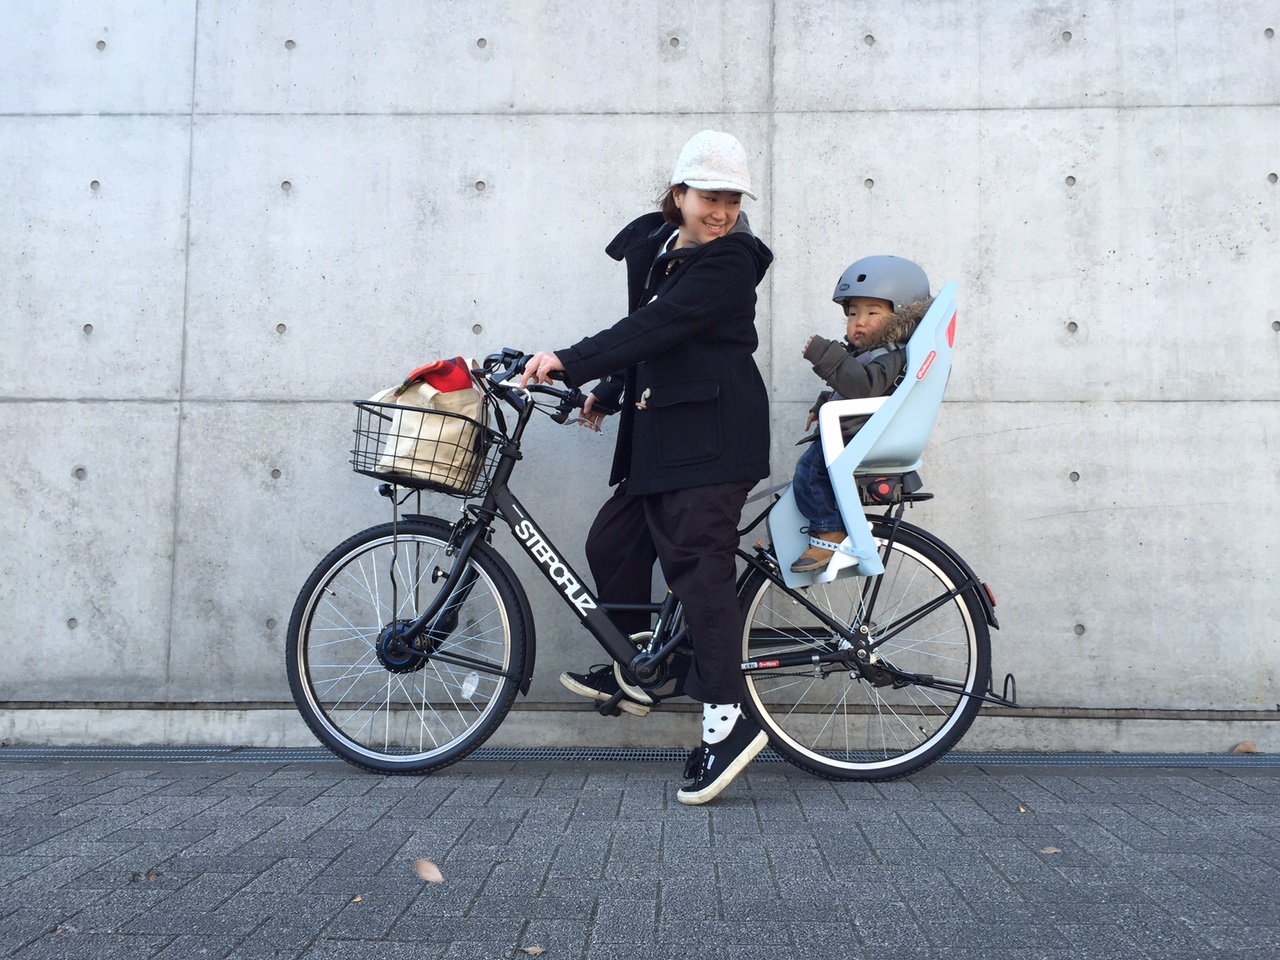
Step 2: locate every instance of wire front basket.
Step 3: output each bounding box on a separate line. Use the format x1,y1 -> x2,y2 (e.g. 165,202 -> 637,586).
351,400 -> 501,498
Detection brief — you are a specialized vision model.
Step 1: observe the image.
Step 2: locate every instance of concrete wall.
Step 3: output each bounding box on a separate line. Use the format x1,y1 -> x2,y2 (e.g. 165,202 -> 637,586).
2,1 -> 1278,752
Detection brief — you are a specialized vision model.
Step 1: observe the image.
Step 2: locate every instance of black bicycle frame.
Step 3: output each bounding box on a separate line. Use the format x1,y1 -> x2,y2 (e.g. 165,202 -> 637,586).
388,372 -> 1013,708
489,485 -> 639,668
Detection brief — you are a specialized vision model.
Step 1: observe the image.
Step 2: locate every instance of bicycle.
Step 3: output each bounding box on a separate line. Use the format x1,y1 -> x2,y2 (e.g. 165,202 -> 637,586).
286,346 -> 1016,782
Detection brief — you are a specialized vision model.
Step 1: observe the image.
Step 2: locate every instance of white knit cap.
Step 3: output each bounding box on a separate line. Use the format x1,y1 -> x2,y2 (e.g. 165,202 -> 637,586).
670,130 -> 757,200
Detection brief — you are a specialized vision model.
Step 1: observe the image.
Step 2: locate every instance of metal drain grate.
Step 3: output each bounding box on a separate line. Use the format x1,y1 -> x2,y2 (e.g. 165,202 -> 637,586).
0,746 -> 1275,768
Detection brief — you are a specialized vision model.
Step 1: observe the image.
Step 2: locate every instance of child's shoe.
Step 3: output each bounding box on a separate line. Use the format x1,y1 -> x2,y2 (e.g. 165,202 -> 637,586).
789,531 -> 847,573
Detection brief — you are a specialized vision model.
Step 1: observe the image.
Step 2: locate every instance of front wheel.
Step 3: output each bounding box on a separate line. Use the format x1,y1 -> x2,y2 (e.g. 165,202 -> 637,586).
739,518 -> 990,781
286,517 -> 529,774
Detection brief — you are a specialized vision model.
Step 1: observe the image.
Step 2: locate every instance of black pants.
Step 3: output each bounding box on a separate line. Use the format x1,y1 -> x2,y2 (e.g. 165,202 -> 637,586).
584,481 -> 754,704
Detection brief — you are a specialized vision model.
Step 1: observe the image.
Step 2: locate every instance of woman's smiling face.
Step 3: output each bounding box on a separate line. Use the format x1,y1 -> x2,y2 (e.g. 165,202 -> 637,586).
673,187 -> 742,247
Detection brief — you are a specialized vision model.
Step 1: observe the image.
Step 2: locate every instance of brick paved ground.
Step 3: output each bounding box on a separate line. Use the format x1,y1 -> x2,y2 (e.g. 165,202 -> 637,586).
1,755 -> 1277,959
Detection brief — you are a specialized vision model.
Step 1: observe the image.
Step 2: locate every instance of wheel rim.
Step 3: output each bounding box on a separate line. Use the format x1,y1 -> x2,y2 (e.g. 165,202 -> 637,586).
742,532 -> 983,776
295,532 -> 513,766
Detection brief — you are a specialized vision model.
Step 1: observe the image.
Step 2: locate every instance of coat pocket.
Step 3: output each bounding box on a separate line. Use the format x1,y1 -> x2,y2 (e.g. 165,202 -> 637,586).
649,379 -> 722,466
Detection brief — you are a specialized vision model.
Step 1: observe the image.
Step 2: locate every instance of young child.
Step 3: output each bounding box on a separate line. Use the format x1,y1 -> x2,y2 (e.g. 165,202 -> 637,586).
790,255 -> 934,573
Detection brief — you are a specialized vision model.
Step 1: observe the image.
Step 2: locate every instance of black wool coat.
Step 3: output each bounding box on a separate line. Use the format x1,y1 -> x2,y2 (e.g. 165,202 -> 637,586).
556,212 -> 774,496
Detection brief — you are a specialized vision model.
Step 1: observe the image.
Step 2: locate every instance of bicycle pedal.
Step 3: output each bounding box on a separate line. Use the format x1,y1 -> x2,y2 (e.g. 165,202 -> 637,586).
596,691 -> 625,717
597,705 -> 624,718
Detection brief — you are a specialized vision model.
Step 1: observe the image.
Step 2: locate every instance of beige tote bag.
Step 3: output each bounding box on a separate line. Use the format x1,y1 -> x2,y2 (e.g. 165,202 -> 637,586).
368,358 -> 486,492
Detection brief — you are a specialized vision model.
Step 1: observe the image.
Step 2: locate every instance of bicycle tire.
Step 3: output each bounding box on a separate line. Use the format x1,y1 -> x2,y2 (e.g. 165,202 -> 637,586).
286,517 -> 529,774
739,518 -> 990,781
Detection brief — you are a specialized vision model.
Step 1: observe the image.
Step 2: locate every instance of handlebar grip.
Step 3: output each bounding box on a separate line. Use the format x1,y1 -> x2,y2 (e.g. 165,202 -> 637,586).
504,353 -> 565,378
588,394 -> 621,416
519,354 -> 568,383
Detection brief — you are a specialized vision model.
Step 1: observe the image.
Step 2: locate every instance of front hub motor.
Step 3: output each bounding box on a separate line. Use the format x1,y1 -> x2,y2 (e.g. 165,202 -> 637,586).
376,621 -> 429,674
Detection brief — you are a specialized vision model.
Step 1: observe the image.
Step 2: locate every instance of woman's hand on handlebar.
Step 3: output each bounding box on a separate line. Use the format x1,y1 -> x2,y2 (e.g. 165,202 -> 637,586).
518,351 -> 564,389
579,392 -> 609,431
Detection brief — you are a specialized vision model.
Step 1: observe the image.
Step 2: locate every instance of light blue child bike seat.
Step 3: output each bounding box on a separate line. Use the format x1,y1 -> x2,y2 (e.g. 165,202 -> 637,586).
769,281 -> 959,587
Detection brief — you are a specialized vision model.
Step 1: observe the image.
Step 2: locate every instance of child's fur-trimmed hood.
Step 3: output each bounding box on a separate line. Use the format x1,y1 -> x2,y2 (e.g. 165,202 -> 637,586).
856,296 -> 934,351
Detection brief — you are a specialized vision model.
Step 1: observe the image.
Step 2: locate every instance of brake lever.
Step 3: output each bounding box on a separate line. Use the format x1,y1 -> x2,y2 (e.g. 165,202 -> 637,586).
548,387 -> 586,424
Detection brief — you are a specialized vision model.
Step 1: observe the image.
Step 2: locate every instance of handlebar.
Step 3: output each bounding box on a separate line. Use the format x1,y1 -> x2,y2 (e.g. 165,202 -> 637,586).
482,348 -> 586,425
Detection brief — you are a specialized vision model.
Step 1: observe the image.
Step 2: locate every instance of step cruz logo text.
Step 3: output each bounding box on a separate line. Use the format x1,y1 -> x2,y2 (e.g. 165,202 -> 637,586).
512,519 -> 598,618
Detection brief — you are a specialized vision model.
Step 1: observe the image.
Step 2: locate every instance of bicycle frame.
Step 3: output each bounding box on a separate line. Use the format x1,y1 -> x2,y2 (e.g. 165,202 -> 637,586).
386,357 -> 1012,711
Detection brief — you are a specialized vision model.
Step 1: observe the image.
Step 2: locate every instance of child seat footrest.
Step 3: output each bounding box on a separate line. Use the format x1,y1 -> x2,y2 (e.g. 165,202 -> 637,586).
808,535 -> 870,558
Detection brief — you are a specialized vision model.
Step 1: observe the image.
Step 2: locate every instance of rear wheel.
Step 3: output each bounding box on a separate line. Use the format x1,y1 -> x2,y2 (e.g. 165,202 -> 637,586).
739,519 -> 989,781
286,518 -> 528,774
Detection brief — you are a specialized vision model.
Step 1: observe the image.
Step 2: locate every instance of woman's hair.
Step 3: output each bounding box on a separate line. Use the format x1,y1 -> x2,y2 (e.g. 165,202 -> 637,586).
659,184 -> 687,226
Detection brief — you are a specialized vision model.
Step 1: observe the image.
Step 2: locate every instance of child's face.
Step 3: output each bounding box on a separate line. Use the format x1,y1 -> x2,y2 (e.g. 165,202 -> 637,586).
843,297 -> 895,347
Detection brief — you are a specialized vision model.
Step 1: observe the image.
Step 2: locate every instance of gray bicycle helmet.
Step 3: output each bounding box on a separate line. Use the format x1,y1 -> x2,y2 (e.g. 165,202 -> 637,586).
832,255 -> 930,311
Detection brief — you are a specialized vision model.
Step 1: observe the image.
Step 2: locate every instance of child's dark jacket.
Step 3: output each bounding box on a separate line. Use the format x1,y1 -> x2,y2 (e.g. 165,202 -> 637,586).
803,297 -> 932,441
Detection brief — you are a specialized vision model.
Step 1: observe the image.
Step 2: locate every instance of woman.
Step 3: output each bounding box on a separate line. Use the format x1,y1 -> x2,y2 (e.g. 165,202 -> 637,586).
520,130 -> 773,805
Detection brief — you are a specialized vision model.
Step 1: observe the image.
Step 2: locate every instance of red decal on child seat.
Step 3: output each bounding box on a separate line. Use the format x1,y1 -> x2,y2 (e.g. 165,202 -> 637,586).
916,351 -> 937,379
946,311 -> 957,347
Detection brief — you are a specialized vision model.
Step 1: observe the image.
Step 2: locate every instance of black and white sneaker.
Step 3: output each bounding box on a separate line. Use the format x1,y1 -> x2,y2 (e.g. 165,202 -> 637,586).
676,715 -> 768,806
559,665 -> 651,717
682,744 -> 707,781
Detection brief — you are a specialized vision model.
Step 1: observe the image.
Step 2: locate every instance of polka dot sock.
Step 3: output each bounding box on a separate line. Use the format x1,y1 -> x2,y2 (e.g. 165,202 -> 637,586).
702,702 -> 742,745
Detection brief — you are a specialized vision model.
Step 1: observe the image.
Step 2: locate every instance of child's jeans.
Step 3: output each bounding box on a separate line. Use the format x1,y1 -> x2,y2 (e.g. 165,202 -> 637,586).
792,441 -> 846,534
